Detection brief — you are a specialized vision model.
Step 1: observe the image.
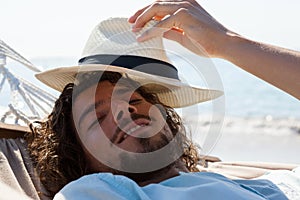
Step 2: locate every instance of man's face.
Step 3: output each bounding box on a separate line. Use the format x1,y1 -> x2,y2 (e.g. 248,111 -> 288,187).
72,80 -> 174,171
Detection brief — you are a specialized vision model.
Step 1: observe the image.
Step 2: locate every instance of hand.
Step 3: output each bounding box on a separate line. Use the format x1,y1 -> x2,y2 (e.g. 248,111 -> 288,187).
129,0 -> 233,57
129,0 -> 300,99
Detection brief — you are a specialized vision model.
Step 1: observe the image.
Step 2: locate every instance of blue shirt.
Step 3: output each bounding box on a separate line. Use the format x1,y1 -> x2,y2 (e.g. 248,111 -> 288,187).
54,172 -> 287,200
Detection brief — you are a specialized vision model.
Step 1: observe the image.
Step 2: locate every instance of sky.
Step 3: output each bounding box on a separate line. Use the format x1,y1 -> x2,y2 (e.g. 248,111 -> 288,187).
1,0 -> 299,162
1,0 -> 300,60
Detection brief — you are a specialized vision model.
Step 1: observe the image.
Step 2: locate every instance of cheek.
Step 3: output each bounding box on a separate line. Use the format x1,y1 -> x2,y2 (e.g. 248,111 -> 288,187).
78,113 -> 118,151
140,102 -> 166,117
100,113 -> 117,137
77,123 -> 124,170
79,126 -> 114,157
143,104 -> 170,137
78,127 -> 105,151
147,104 -> 167,123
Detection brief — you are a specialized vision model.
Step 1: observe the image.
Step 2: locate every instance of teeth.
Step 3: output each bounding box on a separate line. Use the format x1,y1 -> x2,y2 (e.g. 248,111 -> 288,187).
126,126 -> 141,135
120,124 -> 148,142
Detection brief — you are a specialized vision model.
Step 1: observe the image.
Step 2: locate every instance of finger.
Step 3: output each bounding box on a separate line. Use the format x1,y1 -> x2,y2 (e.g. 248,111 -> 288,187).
132,2 -> 182,31
129,0 -> 203,25
136,25 -> 166,42
163,28 -> 185,43
128,5 -> 150,23
136,15 -> 183,42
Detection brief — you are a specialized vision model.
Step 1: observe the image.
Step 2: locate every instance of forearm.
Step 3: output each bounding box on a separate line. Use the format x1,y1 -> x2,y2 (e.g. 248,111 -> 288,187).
129,0 -> 300,99
219,34 -> 300,99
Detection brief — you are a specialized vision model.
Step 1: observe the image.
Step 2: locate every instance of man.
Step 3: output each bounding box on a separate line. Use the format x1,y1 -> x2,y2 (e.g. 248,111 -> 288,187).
129,0 -> 300,99
27,17 -> 289,199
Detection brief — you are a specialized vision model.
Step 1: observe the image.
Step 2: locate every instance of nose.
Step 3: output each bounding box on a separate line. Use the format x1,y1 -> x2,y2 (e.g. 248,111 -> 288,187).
113,101 -> 137,121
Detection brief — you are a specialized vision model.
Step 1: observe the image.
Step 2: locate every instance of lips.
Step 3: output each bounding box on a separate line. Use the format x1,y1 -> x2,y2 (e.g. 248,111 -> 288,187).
115,118 -> 150,144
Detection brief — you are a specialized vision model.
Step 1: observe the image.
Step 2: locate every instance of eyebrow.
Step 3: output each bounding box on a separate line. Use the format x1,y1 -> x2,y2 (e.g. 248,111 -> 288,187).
78,99 -> 105,129
77,86 -> 137,129
113,86 -> 134,96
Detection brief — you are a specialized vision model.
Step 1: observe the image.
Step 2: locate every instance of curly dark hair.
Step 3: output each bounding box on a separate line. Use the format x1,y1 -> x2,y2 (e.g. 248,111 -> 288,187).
26,72 -> 201,198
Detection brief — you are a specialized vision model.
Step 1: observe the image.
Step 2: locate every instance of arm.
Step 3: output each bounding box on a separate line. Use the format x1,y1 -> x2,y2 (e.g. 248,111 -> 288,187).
129,0 -> 300,100
222,35 -> 300,100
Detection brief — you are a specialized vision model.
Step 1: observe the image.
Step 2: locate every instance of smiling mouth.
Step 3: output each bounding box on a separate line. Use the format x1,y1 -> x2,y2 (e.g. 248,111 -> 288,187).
117,125 -> 143,143
116,120 -> 150,144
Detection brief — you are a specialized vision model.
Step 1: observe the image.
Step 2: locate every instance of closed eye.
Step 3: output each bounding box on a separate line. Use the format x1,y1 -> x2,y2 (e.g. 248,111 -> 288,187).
129,99 -> 142,105
87,115 -> 106,131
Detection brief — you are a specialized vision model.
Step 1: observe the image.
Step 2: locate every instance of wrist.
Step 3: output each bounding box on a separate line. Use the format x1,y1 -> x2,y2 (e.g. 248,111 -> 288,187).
213,31 -> 244,59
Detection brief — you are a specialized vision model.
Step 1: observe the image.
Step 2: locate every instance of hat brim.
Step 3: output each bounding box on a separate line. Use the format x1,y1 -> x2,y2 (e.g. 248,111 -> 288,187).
35,64 -> 223,108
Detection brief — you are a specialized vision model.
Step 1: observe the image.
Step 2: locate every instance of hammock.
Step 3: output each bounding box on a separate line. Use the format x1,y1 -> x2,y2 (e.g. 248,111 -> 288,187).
0,40 -> 299,200
0,39 -> 55,126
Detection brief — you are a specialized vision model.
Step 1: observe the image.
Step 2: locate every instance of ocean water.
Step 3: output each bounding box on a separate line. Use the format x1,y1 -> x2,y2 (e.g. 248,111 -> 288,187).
218,59 -> 300,119
1,55 -> 299,127
1,56 -> 300,162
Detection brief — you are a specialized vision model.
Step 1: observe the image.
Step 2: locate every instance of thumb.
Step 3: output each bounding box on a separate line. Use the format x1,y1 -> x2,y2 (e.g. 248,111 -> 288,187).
136,26 -> 165,42
163,28 -> 185,44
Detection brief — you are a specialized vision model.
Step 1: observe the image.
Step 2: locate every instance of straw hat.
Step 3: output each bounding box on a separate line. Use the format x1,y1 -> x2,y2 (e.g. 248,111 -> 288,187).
35,17 -> 223,108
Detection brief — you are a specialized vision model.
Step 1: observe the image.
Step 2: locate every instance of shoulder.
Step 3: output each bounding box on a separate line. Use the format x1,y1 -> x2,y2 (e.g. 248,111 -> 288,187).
54,173 -> 144,200
160,172 -> 288,199
54,173 -> 129,200
194,172 -> 288,200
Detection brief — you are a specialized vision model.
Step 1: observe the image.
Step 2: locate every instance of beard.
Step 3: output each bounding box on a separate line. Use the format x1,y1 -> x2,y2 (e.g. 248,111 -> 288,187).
111,128 -> 184,184
88,111 -> 187,184
138,127 -> 171,153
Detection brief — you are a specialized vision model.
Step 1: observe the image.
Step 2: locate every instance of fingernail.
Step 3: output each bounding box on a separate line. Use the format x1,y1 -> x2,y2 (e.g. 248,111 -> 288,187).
132,26 -> 142,33
136,34 -> 144,42
130,23 -> 137,32
128,16 -> 134,23
132,27 -> 138,32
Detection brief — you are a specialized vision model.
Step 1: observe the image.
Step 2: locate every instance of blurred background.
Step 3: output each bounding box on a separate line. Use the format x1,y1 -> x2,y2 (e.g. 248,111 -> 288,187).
1,0 -> 299,163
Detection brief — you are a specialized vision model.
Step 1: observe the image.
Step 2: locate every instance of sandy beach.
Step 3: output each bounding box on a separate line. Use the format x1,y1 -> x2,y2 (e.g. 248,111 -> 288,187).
190,116 -> 300,165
